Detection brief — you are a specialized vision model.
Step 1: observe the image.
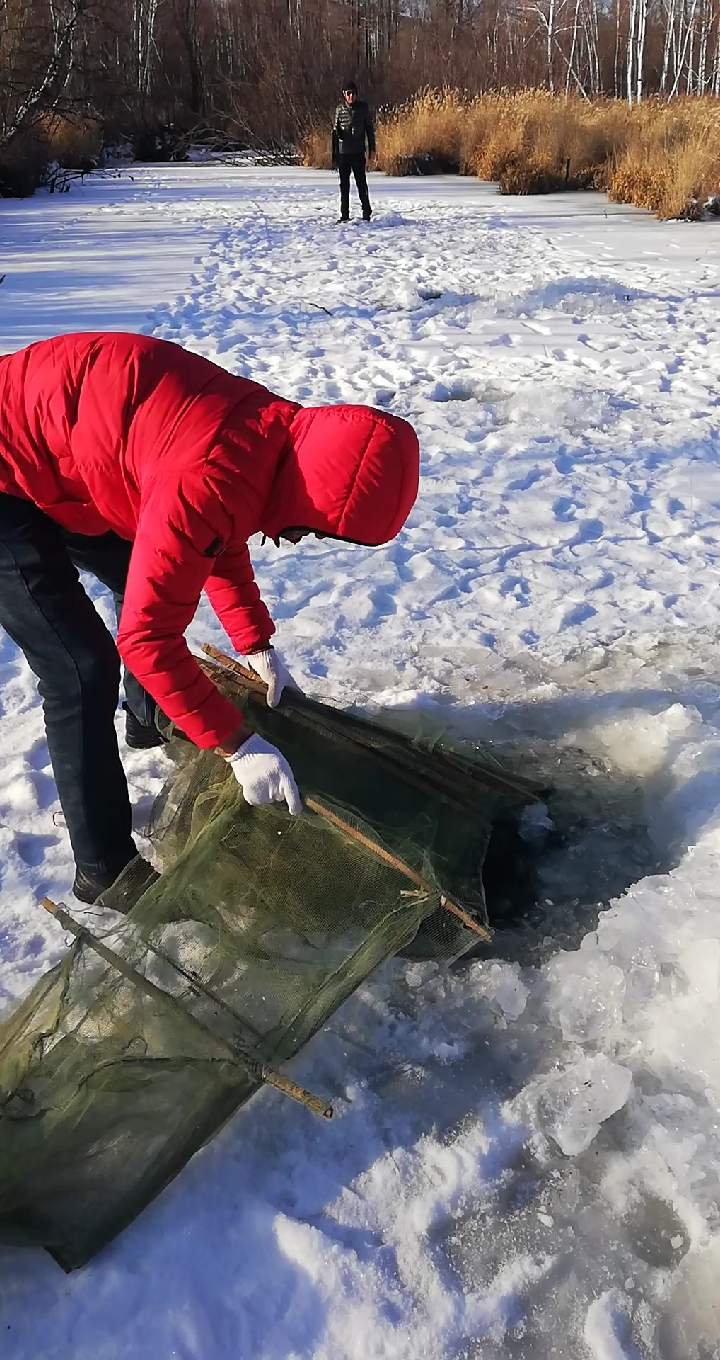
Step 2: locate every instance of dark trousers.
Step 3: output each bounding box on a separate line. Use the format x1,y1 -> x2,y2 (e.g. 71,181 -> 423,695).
338,153 -> 371,219
0,492 -> 153,876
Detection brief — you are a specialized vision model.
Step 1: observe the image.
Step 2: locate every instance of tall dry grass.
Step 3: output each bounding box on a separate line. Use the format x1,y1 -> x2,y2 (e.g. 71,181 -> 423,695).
605,100 -> 720,216
301,91 -> 720,218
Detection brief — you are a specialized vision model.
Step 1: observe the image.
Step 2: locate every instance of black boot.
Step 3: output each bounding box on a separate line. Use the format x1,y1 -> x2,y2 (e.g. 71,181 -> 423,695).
73,853 -> 157,907
73,865 -> 117,903
123,701 -> 167,750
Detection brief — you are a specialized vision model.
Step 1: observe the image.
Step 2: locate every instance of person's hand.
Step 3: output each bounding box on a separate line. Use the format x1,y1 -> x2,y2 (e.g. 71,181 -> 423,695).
246,648 -> 302,708
226,734 -> 301,815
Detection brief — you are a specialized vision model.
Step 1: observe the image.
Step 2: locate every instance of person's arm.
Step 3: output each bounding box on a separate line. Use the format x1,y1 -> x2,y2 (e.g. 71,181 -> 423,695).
116,487 -> 248,751
365,106 -> 376,157
204,543 -> 302,707
332,108 -> 340,168
118,500 -> 301,811
204,540 -> 275,656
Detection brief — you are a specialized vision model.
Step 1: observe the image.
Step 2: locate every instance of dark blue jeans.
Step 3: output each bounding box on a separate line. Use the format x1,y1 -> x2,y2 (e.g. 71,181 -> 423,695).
0,492 -> 153,876
338,153 -> 371,219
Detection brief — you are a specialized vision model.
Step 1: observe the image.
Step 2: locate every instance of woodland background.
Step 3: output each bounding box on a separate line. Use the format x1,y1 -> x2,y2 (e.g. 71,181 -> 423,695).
5,0 -> 720,156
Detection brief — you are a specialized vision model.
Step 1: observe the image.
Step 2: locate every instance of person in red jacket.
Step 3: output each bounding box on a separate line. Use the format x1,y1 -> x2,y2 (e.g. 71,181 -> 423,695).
0,332 -> 419,903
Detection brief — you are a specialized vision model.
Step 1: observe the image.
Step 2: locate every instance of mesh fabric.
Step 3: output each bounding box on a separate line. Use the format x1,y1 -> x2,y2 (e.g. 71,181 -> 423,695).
0,659 -> 531,1268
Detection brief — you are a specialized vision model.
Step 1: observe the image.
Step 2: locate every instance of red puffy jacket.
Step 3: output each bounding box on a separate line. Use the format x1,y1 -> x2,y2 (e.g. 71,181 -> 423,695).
0,333 -> 419,748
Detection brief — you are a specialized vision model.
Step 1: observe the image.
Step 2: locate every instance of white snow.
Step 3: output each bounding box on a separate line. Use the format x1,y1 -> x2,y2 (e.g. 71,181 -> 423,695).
2,165 -> 720,1356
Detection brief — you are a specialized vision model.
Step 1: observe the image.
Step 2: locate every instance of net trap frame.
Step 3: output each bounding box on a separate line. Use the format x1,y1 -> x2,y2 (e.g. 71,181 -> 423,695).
0,649 -> 537,1269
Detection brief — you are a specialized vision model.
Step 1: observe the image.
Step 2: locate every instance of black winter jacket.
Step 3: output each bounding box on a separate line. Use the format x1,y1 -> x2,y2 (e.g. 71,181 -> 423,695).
332,100 -> 376,161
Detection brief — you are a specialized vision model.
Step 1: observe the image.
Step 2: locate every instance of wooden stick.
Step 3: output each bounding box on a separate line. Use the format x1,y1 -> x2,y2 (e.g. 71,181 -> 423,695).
200,642 -> 539,803
39,898 -> 333,1120
202,642 -> 494,942
201,645 -> 267,693
304,799 -> 492,944
437,894 -> 493,942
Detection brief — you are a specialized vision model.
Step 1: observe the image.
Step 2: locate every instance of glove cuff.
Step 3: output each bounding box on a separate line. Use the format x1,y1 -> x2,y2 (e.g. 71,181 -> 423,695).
226,733 -> 266,764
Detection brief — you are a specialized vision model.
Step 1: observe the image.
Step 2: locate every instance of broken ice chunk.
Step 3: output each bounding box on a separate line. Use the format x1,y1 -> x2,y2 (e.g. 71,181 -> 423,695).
518,801 -> 555,848
476,961 -> 529,1020
535,1053 -> 633,1156
545,950 -> 626,1043
678,937 -> 720,1003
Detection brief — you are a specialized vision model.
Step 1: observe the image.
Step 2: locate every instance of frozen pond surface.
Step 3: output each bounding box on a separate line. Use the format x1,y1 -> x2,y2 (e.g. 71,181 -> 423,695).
1,167 -> 720,1358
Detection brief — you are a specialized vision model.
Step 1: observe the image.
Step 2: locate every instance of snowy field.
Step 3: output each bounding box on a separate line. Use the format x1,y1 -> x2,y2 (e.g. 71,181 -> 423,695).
2,164 -> 720,1358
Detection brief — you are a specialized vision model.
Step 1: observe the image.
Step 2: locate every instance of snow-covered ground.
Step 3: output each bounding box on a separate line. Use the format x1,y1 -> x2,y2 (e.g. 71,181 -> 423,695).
2,165 -> 720,1358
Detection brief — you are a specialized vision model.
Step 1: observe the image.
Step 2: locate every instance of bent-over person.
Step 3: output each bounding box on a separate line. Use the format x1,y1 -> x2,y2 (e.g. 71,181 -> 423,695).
0,332 -> 419,903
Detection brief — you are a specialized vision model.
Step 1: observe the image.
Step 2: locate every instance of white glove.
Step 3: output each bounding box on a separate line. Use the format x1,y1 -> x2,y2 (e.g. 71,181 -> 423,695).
226,734 -> 302,815
246,648 -> 302,709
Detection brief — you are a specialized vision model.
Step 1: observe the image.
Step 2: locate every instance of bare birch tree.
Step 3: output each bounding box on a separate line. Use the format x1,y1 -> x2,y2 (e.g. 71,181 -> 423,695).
0,0 -> 90,143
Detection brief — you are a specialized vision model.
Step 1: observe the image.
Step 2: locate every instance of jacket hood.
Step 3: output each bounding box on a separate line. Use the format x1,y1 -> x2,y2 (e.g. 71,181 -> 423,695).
260,405 -> 419,546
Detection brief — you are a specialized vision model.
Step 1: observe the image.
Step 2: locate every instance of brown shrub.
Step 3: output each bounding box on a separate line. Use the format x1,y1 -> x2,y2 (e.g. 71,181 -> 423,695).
378,91 -> 468,174
466,94 -> 629,193
0,115 -> 102,198
607,101 -> 720,217
38,114 -> 103,170
0,130 -> 50,197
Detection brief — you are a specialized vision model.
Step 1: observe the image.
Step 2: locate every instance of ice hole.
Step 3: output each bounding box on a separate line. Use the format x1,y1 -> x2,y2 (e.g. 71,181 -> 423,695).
373,695 -> 679,967
478,737 -> 672,965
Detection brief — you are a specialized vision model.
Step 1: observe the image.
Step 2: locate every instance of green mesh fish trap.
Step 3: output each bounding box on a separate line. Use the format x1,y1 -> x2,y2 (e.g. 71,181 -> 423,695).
0,651 -> 535,1270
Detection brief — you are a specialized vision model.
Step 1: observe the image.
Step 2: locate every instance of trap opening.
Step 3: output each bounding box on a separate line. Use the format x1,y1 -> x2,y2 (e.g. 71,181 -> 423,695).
479,738 -> 669,965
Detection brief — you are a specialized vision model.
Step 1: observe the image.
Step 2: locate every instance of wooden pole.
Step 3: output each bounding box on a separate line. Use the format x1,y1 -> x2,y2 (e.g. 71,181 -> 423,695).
304,799 -> 493,944
201,644 -> 266,693
199,644 -> 493,944
200,642 -> 539,803
39,898 -> 333,1120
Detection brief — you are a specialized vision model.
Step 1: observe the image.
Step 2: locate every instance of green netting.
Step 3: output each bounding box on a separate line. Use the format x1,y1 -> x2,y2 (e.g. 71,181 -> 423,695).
0,657 -> 534,1270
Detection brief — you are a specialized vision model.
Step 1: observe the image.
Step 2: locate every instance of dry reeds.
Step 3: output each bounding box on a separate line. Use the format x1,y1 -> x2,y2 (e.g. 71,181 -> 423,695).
606,100 -> 720,217
300,125 -> 334,171
376,91 -> 471,175
302,91 -> 720,219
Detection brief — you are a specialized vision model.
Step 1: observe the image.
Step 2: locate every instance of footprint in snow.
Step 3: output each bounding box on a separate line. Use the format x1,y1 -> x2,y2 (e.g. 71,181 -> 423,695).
507,467 -> 546,493
571,518 -> 605,544
553,496 -> 579,522
560,602 -> 597,629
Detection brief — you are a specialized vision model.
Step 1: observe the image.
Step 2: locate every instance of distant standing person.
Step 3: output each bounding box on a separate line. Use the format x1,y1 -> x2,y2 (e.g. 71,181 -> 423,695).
332,81 -> 375,223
